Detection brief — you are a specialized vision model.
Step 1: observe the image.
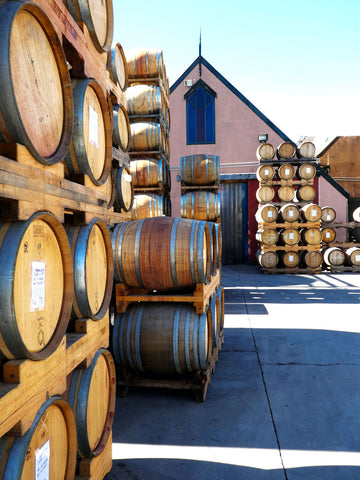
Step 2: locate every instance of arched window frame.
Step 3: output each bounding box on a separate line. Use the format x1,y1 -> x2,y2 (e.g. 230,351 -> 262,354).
185,79 -> 216,145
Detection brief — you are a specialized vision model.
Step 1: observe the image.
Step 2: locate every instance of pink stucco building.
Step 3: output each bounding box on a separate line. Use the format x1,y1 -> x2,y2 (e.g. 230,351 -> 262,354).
170,55 -> 348,263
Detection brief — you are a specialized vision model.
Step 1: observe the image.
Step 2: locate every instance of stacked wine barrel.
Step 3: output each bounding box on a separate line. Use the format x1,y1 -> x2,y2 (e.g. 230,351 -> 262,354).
0,0 -> 131,477
111,216 -> 223,402
180,154 -> 221,222
125,49 -> 171,220
256,141 -> 324,272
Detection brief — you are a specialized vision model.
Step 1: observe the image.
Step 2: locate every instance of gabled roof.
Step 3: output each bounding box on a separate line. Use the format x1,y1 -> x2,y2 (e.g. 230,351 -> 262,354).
170,55 -> 293,143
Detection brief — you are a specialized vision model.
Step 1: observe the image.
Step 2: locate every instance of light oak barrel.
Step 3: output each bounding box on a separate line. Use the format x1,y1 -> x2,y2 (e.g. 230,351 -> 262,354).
130,193 -> 164,220
303,250 -> 323,269
321,227 -> 336,244
323,247 -> 346,266
278,204 -> 300,222
300,204 -> 322,222
0,397 -> 77,480
256,143 -> 275,160
0,1 -> 73,165
111,217 -> 210,290
280,228 -> 300,246
67,349 -> 116,458
256,164 -> 276,182
126,48 -> 164,79
112,303 -> 212,374
180,154 -> 220,185
129,121 -> 163,152
296,185 -> 316,202
66,0 -> 113,52
108,42 -> 128,91
257,250 -> 279,269
297,163 -> 317,180
297,141 -> 316,159
67,219 -> 113,321
0,212 -> 73,361
130,158 -> 165,188
277,163 -> 296,180
352,207 -> 360,222
345,247 -> 360,266
181,191 -> 221,221
112,104 -> 130,153
256,186 -> 276,203
277,186 -> 295,202
301,228 -> 322,245
114,165 -> 134,212
321,206 -> 336,223
65,78 -> 112,186
276,142 -> 297,159
256,229 -> 279,246
282,251 -> 300,268
126,84 -> 165,117
255,204 -> 278,223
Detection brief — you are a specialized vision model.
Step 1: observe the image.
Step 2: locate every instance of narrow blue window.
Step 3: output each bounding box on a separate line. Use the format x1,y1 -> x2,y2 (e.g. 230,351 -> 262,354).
185,81 -> 216,145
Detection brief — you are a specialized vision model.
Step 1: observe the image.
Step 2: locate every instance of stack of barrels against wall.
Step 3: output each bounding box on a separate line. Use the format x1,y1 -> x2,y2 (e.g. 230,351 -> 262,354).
111,215 -> 223,402
0,0 -> 137,477
256,140 -> 326,273
125,49 -> 171,220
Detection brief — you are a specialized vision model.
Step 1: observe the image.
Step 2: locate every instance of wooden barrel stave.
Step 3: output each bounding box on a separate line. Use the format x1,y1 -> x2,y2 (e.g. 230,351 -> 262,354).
282,251 -> 300,268
256,164 -> 275,181
114,165 -> 134,212
129,121 -> 163,152
255,204 -> 278,223
280,228 -> 300,246
297,163 -> 316,180
296,185 -> 316,202
277,163 -> 296,180
297,141 -> 316,159
126,84 -> 164,117
321,206 -> 336,223
278,204 -> 299,222
112,104 -> 130,152
130,193 -> 164,220
126,48 -> 164,79
180,154 -> 220,186
257,250 -> 279,268
321,227 -> 336,243
256,143 -> 275,160
130,158 -> 165,188
108,42 -> 128,90
277,186 -> 295,202
301,228 -> 322,245
345,247 -> 360,266
300,204 -> 322,222
256,186 -> 276,203
256,229 -> 279,245
323,247 -> 346,266
303,250 -> 323,268
276,142 -> 297,159
181,191 -> 220,221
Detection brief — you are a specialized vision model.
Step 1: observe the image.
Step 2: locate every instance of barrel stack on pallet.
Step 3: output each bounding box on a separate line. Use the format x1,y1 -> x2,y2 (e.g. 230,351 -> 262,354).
125,49 -> 171,220
111,216 -> 223,402
0,0 -> 133,478
256,141 -> 324,273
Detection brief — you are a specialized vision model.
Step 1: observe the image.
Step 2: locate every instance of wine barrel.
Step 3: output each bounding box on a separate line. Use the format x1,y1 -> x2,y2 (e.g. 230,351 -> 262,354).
277,186 -> 295,202
207,221 -> 218,275
209,291 -> 220,349
323,247 -> 346,266
278,204 -> 299,222
163,194 -> 172,217
181,191 -> 221,221
303,251 -> 323,269
297,163 -> 317,180
113,303 -> 212,374
278,163 -> 296,180
214,223 -> 222,269
111,217 -> 210,290
105,166 -> 116,209
112,104 -> 130,152
68,349 -> 116,458
321,227 -> 336,244
65,78 -> 112,186
0,212 -> 73,360
180,154 -> 220,185
276,142 -> 297,159
345,247 -> 360,266
0,1 -> 73,165
126,48 -> 164,79
114,165 -> 134,212
129,121 -> 163,152
256,164 -> 276,182
296,185 -> 316,202
131,193 -> 164,220
280,228 -> 300,246
256,229 -> 279,246
257,250 -> 279,269
255,204 -> 278,223
256,143 -> 275,160
130,158 -> 165,188
321,206 -> 336,223
126,84 -> 164,117
300,204 -> 322,222
352,207 -> 360,222
0,397 -> 77,479
216,285 -> 224,334
66,0 -> 113,52
256,186 -> 276,203
282,251 -> 300,268
297,141 -> 316,159
108,42 -> 128,90
67,219 -> 113,321
301,228 -> 322,245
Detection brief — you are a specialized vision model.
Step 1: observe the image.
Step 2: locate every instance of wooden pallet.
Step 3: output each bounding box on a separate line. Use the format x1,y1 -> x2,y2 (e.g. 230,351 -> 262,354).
323,242 -> 360,248
181,184 -> 220,192
258,222 -> 321,229
116,270 -> 220,314
324,265 -> 360,273
258,179 -> 314,186
0,313 -> 109,438
261,267 -> 322,275
76,432 -> 113,480
324,222 -> 359,228
259,158 -> 319,165
260,244 -> 321,252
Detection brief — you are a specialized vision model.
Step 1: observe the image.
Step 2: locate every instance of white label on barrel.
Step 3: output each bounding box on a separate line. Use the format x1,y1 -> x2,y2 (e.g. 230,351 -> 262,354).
89,105 -> 99,148
289,211 -> 294,217
124,174 -> 132,182
306,167 -> 311,173
268,211 -> 273,217
285,168 -> 290,175
31,261 -> 46,312
289,232 -> 294,239
289,255 -> 294,261
326,232 -> 330,238
327,214 -> 331,220
356,255 -> 360,261
35,440 -> 50,480
312,209 -> 316,216
264,169 -> 269,175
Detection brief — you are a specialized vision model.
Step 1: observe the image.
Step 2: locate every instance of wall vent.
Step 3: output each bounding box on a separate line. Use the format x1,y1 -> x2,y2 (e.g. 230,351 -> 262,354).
184,79 -> 192,87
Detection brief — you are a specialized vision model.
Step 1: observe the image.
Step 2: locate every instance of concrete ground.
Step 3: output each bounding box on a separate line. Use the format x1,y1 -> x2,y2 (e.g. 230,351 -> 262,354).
106,265 -> 360,480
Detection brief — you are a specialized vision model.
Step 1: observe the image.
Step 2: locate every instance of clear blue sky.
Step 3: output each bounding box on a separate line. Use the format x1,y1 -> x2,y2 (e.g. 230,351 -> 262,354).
113,0 -> 360,141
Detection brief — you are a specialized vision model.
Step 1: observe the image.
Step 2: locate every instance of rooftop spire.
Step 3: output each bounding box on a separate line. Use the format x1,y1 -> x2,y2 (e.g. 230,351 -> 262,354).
199,28 -> 202,76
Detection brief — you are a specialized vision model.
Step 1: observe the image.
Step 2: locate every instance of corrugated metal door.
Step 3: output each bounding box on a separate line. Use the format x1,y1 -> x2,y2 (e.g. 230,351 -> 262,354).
220,181 -> 248,264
